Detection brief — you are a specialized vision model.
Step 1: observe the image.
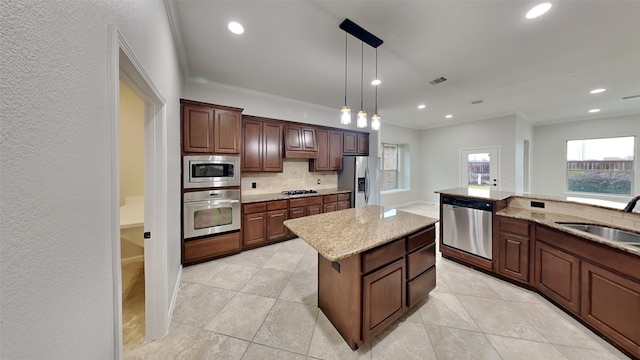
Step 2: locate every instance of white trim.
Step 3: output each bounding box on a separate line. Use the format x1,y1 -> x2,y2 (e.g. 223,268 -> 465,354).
168,266 -> 182,327
163,0 -> 190,78
121,255 -> 144,266
458,146 -> 501,191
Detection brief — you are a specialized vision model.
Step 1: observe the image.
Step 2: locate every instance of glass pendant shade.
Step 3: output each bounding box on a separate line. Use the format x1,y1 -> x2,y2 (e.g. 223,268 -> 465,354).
341,106 -> 351,125
371,113 -> 381,130
357,110 -> 367,128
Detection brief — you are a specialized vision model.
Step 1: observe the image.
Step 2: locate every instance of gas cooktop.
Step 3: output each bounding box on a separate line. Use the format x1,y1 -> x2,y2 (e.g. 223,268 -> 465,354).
281,189 -> 318,196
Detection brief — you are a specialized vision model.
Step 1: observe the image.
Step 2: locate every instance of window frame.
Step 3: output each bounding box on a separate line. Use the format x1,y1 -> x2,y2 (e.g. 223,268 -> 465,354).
381,143 -> 399,191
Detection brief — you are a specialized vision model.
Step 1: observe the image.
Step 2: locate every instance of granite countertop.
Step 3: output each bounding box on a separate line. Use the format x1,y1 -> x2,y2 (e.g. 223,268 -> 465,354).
242,188 -> 352,204
284,205 -> 439,261
435,187 -> 515,201
496,207 -> 640,257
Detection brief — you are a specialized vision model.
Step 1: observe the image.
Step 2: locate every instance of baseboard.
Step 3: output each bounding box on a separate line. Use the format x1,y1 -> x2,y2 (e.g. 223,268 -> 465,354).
121,255 -> 144,265
168,265 -> 182,328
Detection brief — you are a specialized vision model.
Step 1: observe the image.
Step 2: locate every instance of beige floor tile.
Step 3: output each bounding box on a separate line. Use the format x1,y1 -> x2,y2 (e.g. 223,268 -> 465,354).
241,343 -> 306,360
457,295 -> 546,341
124,322 -> 200,360
240,268 -> 291,298
218,249 -> 276,268
553,344 -> 629,360
509,301 -> 603,349
418,291 -> 480,331
485,334 -> 568,360
253,299 -> 319,355
477,273 -> 541,303
424,324 -> 501,360
307,312 -> 372,360
204,263 -> 259,291
172,283 -> 236,328
263,252 -> 304,272
175,328 -> 249,360
279,237 -> 315,254
433,270 -> 452,293
294,253 -> 319,275
180,260 -> 227,284
205,292 -> 276,341
370,321 -> 437,360
279,272 -> 318,305
439,270 -> 501,299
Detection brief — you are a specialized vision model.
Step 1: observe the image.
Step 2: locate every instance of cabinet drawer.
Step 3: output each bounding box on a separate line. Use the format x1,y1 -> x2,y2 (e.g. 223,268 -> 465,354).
267,200 -> 288,210
407,266 -> 436,307
407,227 -> 435,253
289,196 -> 322,207
243,202 -> 266,214
499,216 -> 530,237
407,242 -> 436,280
362,239 -> 405,274
323,194 -> 338,203
184,232 -> 241,264
337,193 -> 351,201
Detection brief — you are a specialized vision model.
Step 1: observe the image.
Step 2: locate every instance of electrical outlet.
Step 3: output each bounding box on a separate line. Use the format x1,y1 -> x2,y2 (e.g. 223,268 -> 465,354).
317,179 -> 321,185
252,182 -> 257,189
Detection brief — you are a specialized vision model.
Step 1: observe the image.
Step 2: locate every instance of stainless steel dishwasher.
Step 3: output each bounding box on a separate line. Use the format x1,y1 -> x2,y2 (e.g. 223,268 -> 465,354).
442,196 -> 493,260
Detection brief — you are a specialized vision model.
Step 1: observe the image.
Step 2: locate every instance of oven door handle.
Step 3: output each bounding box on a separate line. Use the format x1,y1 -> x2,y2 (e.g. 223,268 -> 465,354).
206,199 -> 240,204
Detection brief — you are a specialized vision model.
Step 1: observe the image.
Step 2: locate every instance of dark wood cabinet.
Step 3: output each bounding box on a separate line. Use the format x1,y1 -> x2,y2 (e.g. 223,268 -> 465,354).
284,124 -> 317,158
363,258 -> 406,340
182,231 -> 241,265
497,217 -> 531,284
241,116 -> 283,172
181,100 -> 243,154
535,236 -> 581,314
323,193 -> 351,213
243,200 -> 289,247
343,131 -> 369,156
310,129 -> 343,172
243,212 -> 267,247
581,261 -> 640,355
266,209 -> 288,241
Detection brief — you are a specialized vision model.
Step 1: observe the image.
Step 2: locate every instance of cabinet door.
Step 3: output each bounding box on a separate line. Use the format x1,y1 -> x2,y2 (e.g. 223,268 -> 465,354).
307,205 -> 322,216
363,258 -> 406,341
312,129 -> 330,171
242,119 -> 262,172
329,130 -> 343,170
266,209 -> 288,241
214,110 -> 241,154
285,125 -> 304,151
288,207 -> 305,237
337,201 -> 350,210
262,121 -> 283,172
581,262 -> 640,356
498,233 -> 529,283
535,241 -> 581,314
301,127 -> 318,152
343,132 -> 357,154
243,212 -> 267,246
356,133 -> 369,155
324,202 -> 337,213
183,104 -> 214,153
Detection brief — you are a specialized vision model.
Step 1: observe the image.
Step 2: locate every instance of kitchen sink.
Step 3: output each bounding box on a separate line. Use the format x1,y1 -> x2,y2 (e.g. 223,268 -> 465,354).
557,223 -> 640,248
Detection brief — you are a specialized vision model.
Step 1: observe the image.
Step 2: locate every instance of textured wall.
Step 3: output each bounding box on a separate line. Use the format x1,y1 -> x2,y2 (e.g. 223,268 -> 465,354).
0,1 -> 183,358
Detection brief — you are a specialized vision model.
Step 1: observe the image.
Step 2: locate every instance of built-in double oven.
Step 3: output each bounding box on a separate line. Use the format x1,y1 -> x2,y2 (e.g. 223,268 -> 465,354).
183,155 -> 241,240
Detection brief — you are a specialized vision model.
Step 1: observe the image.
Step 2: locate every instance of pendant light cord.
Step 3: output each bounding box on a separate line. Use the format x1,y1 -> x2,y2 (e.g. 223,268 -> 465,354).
344,32 -> 348,107
360,41 -> 364,111
375,48 -> 378,113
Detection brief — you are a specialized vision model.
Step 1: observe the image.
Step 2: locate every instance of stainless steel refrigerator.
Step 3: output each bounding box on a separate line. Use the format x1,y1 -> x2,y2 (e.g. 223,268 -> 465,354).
338,156 -> 381,208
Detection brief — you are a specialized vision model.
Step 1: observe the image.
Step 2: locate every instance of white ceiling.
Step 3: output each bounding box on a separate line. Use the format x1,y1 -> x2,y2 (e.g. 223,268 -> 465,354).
167,0 -> 640,129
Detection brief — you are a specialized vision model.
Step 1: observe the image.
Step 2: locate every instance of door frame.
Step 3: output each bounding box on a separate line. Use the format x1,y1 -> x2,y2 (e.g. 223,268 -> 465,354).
108,25 -> 169,358
459,146 -> 501,190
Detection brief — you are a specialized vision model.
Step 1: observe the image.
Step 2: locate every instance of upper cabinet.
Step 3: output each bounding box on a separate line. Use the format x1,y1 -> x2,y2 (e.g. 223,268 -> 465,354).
242,116 -> 283,173
181,99 -> 243,154
310,129 -> 343,172
343,131 -> 369,156
284,124 -> 318,158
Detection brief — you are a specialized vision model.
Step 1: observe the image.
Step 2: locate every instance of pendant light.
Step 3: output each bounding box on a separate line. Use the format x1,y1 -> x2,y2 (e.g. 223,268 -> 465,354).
371,48 -> 381,131
340,32 -> 351,125
356,41 -> 367,128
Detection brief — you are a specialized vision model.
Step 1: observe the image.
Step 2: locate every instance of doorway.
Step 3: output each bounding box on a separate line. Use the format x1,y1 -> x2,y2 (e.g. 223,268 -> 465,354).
459,147 -> 500,194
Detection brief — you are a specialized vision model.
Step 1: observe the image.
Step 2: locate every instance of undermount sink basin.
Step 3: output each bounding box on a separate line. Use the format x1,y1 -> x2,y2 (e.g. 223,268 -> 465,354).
558,223 -> 640,248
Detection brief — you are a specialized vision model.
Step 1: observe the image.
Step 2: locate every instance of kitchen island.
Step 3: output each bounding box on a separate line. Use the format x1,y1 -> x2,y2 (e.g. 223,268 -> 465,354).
284,205 -> 439,350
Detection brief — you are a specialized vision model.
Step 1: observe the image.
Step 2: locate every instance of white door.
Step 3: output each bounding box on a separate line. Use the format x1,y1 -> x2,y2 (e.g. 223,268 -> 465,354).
459,147 -> 500,191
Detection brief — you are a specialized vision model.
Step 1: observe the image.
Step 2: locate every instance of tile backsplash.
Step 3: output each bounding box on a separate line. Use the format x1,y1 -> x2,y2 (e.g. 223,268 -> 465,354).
241,159 -> 338,195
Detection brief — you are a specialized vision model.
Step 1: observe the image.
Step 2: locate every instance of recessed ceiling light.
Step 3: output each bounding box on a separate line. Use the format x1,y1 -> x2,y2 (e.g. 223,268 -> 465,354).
590,88 -> 606,94
445,114 -> 453,119
228,21 -> 244,35
526,3 -> 552,19
418,104 -> 426,109
371,79 -> 381,86
589,108 -> 601,113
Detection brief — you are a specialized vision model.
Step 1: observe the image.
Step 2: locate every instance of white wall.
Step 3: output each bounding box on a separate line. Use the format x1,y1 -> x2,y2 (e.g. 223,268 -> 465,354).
515,115 -> 534,193
531,113 -> 640,202
420,115 -> 518,203
184,79 -> 379,157
0,1 -> 183,359
379,122 -> 423,206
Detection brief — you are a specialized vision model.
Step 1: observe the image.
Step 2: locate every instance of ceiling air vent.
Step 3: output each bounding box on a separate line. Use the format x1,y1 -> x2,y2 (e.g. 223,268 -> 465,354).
470,99 -> 484,105
429,76 -> 447,85
622,94 -> 640,100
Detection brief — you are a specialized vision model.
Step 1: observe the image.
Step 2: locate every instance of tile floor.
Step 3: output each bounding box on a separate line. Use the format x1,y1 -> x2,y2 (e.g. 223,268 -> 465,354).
124,203 -> 631,360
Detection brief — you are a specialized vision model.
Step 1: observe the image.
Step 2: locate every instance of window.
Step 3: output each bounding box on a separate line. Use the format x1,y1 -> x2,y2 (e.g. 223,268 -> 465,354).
566,136 -> 635,195
382,144 -> 398,191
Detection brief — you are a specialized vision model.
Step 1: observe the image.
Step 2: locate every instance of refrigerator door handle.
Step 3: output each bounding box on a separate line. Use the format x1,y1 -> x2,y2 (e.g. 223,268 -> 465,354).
364,166 -> 369,205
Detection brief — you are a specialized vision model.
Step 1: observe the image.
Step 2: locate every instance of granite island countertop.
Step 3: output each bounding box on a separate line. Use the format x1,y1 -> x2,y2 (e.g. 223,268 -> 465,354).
242,188 -> 352,204
284,205 -> 439,261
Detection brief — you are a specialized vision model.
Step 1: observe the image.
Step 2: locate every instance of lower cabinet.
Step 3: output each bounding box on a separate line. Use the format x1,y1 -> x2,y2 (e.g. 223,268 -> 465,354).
243,200 -> 289,248
323,193 -> 351,213
318,225 -> 436,350
496,217 -> 531,284
183,231 -> 241,265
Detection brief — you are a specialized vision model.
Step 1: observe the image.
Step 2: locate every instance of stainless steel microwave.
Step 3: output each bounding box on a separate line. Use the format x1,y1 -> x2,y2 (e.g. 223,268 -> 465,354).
183,155 -> 240,188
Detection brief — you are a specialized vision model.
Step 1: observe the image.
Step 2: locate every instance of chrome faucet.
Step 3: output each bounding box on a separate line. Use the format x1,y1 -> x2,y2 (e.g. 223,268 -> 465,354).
623,195 -> 640,212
